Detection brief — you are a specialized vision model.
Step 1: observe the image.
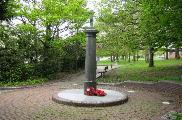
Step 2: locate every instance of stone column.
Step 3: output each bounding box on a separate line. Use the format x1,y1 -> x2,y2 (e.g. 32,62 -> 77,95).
84,27 -> 99,94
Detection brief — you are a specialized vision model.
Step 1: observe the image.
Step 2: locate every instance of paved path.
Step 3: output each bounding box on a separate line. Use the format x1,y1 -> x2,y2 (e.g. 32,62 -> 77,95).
0,72 -> 181,120
0,72 -> 85,120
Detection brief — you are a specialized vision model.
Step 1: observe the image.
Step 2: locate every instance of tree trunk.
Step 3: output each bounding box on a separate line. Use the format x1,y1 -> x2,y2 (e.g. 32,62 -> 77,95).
46,24 -> 51,41
113,55 -> 116,62
165,50 -> 169,60
110,55 -> 113,62
122,55 -> 124,60
133,52 -> 136,62
43,24 -> 51,62
34,41 -> 38,63
128,53 -> 131,62
165,46 -> 169,60
116,54 -> 119,61
175,47 -> 180,59
145,49 -> 149,63
124,55 -> 126,61
149,47 -> 154,67
136,51 -> 139,61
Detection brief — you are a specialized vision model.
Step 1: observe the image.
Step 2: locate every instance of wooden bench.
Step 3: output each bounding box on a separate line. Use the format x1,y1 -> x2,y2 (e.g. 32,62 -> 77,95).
97,66 -> 108,77
104,66 -> 108,72
98,70 -> 106,77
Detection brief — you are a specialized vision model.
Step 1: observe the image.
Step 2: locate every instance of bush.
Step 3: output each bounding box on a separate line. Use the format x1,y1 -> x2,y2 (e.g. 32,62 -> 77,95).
0,32 -> 86,85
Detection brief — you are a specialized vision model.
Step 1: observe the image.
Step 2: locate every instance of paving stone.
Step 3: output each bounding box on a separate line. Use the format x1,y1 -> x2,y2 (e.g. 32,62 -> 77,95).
0,72 -> 181,120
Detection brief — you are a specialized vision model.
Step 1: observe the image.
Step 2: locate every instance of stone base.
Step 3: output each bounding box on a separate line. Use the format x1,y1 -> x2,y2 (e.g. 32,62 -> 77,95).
52,89 -> 128,107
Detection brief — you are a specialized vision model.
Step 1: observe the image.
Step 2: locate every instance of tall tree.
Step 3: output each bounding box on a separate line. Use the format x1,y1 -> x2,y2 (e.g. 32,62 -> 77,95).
96,0 -> 140,62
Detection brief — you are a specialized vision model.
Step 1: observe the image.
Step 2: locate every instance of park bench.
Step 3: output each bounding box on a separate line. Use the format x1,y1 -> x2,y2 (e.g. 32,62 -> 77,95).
104,66 -> 108,72
97,66 -> 108,77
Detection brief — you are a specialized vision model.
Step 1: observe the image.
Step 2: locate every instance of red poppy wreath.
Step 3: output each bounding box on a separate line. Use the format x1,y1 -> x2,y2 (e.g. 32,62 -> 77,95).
85,87 -> 106,96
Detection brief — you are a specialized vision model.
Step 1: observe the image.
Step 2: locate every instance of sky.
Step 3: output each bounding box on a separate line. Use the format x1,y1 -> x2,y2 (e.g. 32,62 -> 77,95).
86,0 -> 101,12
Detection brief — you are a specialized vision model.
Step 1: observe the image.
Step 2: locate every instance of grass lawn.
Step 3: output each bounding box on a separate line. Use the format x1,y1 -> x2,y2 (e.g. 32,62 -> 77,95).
97,59 -> 182,83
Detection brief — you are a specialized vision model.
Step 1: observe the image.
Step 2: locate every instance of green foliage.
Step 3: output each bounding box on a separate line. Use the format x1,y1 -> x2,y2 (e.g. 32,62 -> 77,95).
0,0 -> 19,20
0,78 -> 47,87
96,0 -> 182,66
0,0 -> 89,85
163,112 -> 182,120
96,0 -> 141,64
175,113 -> 182,120
61,33 -> 85,71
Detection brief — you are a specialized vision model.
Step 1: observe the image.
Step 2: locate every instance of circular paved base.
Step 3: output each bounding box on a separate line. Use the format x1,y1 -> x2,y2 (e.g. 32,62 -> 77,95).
52,89 -> 128,107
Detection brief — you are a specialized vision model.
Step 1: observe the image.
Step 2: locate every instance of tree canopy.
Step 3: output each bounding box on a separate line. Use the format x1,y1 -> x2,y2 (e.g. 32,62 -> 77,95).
0,0 -> 90,82
96,0 -> 182,66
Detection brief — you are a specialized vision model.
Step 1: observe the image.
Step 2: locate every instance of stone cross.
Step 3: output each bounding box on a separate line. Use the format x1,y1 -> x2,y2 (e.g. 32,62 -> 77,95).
90,14 -> 94,27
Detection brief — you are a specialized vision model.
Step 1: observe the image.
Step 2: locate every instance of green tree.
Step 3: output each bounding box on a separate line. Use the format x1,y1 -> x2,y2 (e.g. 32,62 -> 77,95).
0,0 -> 90,82
139,0 -> 182,66
97,0 -> 182,66
96,0 -> 140,62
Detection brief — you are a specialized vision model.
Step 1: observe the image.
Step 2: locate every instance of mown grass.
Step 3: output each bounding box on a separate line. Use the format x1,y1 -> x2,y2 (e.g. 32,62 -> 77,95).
97,59 -> 182,83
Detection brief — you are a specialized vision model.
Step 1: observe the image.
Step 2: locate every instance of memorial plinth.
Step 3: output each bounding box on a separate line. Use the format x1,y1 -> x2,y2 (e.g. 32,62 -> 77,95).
52,89 -> 128,107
